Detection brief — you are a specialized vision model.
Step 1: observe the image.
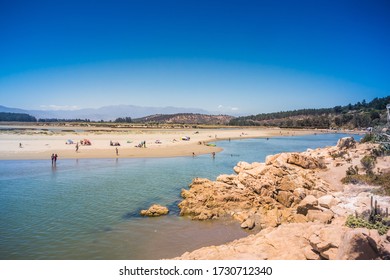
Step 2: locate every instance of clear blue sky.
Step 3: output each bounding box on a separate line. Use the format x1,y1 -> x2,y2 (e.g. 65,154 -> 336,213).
0,0 -> 389,115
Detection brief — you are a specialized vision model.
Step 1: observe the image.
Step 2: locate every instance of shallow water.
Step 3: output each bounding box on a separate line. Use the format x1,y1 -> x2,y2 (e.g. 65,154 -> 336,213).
0,133 -> 360,259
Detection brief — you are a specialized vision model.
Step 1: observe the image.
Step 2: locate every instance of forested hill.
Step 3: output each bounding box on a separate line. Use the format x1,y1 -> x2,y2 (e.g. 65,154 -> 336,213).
229,96 -> 390,129
0,112 -> 37,122
133,113 -> 234,125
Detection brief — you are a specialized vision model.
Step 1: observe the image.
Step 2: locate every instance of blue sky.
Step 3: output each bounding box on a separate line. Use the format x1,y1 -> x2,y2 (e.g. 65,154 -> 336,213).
0,0 -> 389,115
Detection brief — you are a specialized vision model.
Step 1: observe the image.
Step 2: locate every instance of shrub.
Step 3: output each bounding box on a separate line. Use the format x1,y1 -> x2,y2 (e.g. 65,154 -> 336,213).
346,165 -> 358,176
360,155 -> 376,175
345,215 -> 389,235
360,133 -> 375,143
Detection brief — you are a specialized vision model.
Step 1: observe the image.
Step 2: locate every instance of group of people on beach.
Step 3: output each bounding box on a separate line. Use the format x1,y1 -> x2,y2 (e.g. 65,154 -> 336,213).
51,153 -> 58,165
135,141 -> 147,148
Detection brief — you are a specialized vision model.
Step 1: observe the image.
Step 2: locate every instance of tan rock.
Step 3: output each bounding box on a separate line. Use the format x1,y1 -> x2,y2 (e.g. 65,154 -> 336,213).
318,195 -> 337,209
276,191 -> 294,207
175,222 -> 335,260
296,195 -> 318,215
308,225 -> 343,259
233,161 -> 253,174
303,246 -> 321,260
337,228 -> 381,260
336,137 -> 356,149
216,174 -> 236,185
265,153 -> 281,165
240,217 -> 255,230
286,153 -> 322,169
321,247 -> 338,260
293,213 -> 308,223
307,210 -> 333,224
140,204 -> 169,217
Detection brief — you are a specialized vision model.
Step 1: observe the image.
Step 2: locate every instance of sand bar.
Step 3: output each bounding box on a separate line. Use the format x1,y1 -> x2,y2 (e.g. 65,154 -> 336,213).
0,124 -> 334,160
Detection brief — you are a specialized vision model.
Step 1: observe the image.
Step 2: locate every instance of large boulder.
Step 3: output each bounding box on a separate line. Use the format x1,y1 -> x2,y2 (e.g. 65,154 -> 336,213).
336,137 -> 356,149
337,228 -> 390,260
140,204 -> 169,217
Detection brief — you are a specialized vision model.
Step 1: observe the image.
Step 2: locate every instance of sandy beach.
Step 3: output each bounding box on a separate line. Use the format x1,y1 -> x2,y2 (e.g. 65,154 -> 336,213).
0,124 -> 327,160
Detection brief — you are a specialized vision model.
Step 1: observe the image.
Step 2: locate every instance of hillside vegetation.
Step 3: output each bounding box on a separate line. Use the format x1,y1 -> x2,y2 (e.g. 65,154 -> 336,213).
0,112 -> 37,122
229,96 -> 390,129
133,113 -> 234,125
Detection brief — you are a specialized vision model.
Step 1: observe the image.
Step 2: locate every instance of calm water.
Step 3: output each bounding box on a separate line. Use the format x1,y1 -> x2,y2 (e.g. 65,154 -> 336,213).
0,133 -> 360,259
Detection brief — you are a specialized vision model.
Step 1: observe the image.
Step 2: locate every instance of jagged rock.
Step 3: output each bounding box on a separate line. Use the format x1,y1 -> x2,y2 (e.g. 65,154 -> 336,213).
140,204 -> 169,217
286,153 -> 322,169
265,154 -> 280,165
293,187 -> 307,200
179,149 -> 331,225
308,225 -> 343,259
240,217 -> 255,230
216,174 -> 235,185
297,195 -> 318,215
336,137 -> 356,149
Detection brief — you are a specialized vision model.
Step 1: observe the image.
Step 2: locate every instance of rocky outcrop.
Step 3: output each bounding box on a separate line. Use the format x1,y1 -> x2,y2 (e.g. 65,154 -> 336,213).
140,204 -> 169,217
336,136 -> 356,149
174,223 -> 390,260
174,138 -> 390,260
286,153 -> 326,169
178,152 -> 333,229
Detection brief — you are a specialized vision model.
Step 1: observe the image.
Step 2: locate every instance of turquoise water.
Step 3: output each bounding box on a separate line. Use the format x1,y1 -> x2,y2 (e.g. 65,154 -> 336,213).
0,133 -> 360,259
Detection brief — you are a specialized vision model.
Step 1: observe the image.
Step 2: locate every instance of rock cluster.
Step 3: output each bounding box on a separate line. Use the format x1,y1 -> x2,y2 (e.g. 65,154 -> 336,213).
140,204 -> 169,217
179,151 -> 333,229
174,136 -> 390,260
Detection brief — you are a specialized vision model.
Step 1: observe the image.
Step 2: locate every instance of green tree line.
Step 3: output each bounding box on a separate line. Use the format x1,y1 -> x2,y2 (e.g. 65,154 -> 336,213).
0,112 -> 37,122
229,96 -> 390,128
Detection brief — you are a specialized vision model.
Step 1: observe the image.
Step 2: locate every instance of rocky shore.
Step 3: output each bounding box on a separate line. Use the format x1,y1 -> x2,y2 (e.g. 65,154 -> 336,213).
174,137 -> 390,260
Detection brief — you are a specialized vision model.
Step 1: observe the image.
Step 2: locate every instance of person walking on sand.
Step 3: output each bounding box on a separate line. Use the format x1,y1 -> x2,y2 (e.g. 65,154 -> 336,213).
116,147 -> 118,156
19,143 -> 22,148
76,142 -> 79,152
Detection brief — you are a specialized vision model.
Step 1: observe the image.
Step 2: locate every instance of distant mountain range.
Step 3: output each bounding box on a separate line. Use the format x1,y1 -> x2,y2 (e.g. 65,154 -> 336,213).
0,104 -> 211,121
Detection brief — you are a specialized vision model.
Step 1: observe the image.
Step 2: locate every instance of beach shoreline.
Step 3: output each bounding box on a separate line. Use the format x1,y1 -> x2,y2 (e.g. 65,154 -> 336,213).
0,124 -> 358,160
